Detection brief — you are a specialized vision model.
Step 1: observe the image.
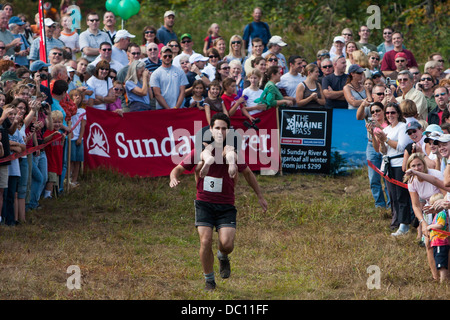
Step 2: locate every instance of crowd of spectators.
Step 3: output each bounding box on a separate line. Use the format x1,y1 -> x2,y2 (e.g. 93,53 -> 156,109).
0,2 -> 449,280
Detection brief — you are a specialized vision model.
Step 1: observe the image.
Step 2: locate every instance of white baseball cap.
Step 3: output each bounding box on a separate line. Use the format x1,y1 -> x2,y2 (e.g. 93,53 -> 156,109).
164,10 -> 175,17
114,29 -> 136,43
269,35 -> 287,46
189,53 -> 209,64
44,18 -> 56,27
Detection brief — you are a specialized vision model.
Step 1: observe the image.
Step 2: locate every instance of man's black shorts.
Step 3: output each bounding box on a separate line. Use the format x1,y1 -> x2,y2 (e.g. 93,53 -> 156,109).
194,200 -> 237,231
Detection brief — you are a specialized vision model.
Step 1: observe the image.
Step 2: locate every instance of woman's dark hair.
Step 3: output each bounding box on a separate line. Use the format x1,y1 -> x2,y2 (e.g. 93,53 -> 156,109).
95,60 -> 111,78
214,61 -> 228,82
385,102 -> 405,124
142,26 -> 159,45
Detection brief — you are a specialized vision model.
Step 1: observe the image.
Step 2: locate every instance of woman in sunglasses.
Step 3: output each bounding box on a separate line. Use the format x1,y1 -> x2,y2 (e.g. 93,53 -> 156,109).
225,35 -> 247,67
124,60 -> 152,112
86,60 -> 115,111
343,64 -> 372,109
373,102 -> 413,236
140,26 -> 163,57
367,51 -> 381,75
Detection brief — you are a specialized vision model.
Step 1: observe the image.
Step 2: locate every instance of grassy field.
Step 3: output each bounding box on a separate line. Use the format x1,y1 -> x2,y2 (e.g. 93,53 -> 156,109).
1,167 -> 450,302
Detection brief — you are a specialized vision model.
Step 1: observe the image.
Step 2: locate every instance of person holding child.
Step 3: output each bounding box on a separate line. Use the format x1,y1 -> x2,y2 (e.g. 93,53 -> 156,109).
404,152 -> 450,281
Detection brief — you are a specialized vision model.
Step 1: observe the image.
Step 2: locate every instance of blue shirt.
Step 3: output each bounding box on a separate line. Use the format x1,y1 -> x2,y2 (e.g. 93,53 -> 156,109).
243,21 -> 271,52
156,26 -> 177,45
28,36 -> 65,62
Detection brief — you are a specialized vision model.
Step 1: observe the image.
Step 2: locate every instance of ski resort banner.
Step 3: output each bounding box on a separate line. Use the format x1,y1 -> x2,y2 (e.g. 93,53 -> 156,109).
84,107 -> 280,177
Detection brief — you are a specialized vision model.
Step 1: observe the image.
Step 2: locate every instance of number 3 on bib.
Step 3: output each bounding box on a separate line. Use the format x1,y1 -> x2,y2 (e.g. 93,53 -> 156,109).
203,176 -> 223,193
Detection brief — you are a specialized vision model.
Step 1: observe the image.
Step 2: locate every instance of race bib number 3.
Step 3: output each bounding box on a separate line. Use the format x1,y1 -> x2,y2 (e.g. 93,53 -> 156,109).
203,176 -> 223,193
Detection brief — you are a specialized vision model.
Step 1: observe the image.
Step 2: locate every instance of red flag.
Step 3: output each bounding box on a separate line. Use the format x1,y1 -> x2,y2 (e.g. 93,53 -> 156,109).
38,0 -> 47,63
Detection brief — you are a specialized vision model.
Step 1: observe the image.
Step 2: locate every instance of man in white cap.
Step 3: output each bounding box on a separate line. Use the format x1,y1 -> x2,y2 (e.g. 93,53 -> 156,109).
79,12 -> 112,63
262,35 -> 288,74
28,18 -> 65,63
112,29 -> 135,66
157,10 -> 177,45
185,53 -> 210,96
330,36 -> 345,61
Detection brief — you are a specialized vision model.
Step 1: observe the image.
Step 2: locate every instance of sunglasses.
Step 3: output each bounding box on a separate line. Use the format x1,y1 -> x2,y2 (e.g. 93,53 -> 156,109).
181,40 -> 192,43
231,41 -> 241,45
395,59 -> 406,63
383,32 -> 392,35
374,92 -> 385,96
168,44 -> 179,48
322,65 -> 333,68
385,111 -> 397,115
342,33 -> 352,36
130,52 -> 140,55
113,87 -> 124,92
397,78 -> 409,82
435,92 -> 446,97
52,52 -> 63,56
221,66 -> 230,70
370,57 -> 380,60
421,77 -> 432,81
407,130 -> 417,135
162,55 -> 173,58
267,58 -> 278,62
89,19 -> 99,22
0,47 -> 5,50
145,30 -> 155,34
147,48 -> 158,51
208,55 -> 219,59
99,68 -> 110,71
101,48 -> 112,52
437,59 -> 444,63
371,109 -> 382,114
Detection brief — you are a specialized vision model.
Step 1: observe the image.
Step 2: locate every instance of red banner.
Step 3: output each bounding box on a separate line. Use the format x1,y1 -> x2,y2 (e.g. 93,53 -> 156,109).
84,108 -> 280,177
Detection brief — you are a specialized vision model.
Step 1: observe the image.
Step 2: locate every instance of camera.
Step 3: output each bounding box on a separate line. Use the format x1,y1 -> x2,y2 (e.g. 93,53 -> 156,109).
385,77 -> 396,86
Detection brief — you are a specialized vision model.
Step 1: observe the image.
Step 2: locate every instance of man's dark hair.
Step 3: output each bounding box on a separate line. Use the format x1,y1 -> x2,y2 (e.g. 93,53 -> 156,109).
52,79 -> 69,95
288,55 -> 302,66
210,112 -> 230,129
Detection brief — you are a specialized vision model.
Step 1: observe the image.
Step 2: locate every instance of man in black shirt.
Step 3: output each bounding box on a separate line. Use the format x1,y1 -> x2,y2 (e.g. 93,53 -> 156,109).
322,55 -> 348,109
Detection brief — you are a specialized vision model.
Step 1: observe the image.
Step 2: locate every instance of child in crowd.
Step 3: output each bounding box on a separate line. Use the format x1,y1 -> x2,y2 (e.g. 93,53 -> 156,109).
184,80 -> 206,109
221,77 -> 255,123
427,192 -> 449,283
42,111 -> 66,199
69,89 -> 86,187
243,69 -> 266,116
203,80 -> 228,125
106,81 -> 124,117
2,104 -> 25,226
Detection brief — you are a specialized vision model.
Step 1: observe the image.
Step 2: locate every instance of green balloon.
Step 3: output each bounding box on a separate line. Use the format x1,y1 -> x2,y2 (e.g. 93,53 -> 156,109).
105,0 -> 120,16
129,0 -> 141,15
117,0 -> 136,20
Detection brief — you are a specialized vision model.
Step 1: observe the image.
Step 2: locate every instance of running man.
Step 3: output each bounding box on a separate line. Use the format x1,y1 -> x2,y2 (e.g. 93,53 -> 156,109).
169,113 -> 268,290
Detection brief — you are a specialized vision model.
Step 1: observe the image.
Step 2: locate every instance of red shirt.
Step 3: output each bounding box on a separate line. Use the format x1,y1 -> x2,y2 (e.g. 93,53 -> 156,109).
380,49 -> 418,71
221,93 -> 243,117
44,130 -> 64,175
180,149 -> 247,205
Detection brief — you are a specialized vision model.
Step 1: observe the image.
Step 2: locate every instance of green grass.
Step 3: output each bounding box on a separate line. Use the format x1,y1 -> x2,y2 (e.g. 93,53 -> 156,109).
1,167 -> 450,300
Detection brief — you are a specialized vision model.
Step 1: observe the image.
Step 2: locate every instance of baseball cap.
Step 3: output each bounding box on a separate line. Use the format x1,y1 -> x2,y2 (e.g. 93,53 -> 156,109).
1,70 -> 20,82
180,33 -> 192,40
371,71 -> 383,79
395,52 -> 408,60
44,18 -> 56,27
424,131 -> 444,144
8,16 -> 25,26
114,29 -> 136,43
333,36 -> 345,43
423,124 -> 444,136
269,35 -> 287,46
164,10 -> 175,18
189,53 -> 208,64
160,46 -> 172,54
405,121 -> 422,133
433,134 -> 450,145
30,60 -> 51,72
348,64 -> 364,74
